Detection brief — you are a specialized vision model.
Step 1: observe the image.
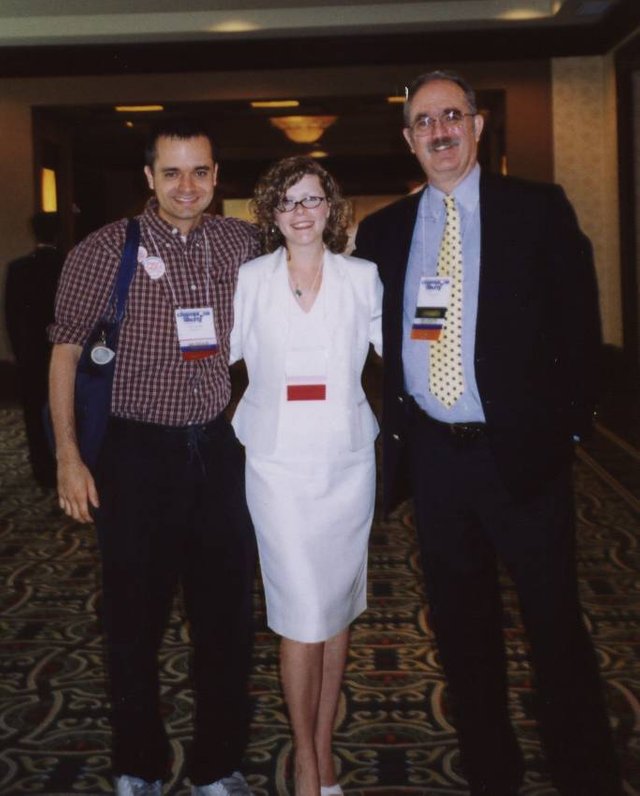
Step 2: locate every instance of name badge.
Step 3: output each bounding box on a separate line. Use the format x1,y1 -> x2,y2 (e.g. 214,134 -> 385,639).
175,307 -> 218,360
285,347 -> 327,401
411,276 -> 452,341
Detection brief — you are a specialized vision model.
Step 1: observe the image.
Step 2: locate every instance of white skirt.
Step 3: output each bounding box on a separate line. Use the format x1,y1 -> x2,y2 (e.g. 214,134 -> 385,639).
245,445 -> 375,643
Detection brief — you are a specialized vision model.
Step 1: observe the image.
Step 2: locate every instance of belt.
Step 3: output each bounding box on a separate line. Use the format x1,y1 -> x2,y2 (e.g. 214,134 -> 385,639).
406,396 -> 487,441
108,413 -> 226,440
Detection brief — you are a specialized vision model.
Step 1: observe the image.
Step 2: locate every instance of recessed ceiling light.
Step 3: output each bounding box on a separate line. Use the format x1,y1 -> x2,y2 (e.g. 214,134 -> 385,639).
251,100 -> 300,109
114,105 -> 164,113
207,20 -> 259,33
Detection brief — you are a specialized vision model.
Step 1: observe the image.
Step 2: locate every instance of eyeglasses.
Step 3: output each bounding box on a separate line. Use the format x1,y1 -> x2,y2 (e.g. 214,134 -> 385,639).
276,196 -> 326,213
408,109 -> 476,136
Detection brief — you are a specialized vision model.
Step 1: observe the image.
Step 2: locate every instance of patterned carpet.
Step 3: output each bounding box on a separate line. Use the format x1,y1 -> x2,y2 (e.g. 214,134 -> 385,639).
1,404 -> 639,796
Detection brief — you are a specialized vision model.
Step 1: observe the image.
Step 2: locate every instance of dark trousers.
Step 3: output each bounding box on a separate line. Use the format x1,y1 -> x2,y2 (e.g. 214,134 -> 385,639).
406,408 -> 621,796
17,363 -> 56,488
95,415 -> 257,785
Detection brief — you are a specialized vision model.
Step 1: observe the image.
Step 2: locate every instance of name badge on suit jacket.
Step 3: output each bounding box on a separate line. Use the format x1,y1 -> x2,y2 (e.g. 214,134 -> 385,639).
411,276 -> 451,341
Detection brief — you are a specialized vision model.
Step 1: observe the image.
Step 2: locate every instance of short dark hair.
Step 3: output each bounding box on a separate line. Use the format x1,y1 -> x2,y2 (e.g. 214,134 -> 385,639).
144,118 -> 217,167
31,211 -> 59,245
251,156 -> 351,254
403,70 -> 478,126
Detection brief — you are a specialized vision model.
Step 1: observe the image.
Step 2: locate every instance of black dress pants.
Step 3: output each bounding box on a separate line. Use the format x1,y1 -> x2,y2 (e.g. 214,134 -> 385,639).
17,360 -> 56,487
406,408 -> 621,796
95,415 -> 257,785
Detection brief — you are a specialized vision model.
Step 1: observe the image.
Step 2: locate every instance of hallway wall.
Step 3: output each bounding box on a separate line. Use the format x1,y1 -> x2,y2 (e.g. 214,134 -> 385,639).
0,99 -> 35,359
552,55 -> 622,346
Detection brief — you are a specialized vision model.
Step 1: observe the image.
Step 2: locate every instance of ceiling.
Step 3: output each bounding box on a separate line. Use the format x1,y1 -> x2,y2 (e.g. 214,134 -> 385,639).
0,0 -> 629,47
1,0 -> 638,78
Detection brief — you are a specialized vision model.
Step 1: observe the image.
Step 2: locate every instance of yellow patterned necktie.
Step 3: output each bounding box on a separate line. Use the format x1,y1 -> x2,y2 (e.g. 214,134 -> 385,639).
429,194 -> 465,407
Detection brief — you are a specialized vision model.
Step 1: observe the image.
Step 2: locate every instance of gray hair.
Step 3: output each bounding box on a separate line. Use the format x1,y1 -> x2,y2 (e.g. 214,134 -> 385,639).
403,70 -> 478,126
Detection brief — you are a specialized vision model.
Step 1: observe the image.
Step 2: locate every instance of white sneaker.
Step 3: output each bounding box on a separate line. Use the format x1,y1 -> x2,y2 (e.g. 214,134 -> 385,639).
114,774 -> 162,796
191,771 -> 252,795
320,786 -> 344,796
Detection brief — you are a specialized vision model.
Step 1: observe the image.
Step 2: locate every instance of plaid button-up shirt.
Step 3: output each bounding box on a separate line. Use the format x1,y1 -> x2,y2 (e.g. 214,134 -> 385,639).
50,199 -> 260,426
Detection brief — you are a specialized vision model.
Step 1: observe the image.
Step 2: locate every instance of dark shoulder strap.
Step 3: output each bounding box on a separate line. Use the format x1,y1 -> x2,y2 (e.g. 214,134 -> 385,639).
111,218 -> 140,323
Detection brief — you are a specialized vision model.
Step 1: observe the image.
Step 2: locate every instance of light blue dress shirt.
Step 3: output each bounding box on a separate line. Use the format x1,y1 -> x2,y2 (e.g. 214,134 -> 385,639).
402,164 -> 485,423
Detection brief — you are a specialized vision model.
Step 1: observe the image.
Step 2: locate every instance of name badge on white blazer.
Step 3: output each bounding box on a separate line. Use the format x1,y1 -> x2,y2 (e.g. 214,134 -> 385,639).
285,347 -> 327,401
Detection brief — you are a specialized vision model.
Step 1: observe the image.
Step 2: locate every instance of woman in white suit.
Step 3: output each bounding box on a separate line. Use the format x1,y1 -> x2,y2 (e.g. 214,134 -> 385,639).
230,157 -> 382,796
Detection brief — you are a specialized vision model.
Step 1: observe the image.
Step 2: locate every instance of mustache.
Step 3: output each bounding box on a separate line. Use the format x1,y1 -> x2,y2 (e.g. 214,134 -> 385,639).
427,136 -> 459,152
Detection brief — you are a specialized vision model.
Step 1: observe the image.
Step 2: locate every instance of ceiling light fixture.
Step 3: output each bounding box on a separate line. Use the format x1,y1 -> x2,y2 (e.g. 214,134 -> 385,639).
114,105 -> 164,113
270,115 -> 337,144
207,20 -> 260,33
251,100 -> 300,109
498,6 -> 548,20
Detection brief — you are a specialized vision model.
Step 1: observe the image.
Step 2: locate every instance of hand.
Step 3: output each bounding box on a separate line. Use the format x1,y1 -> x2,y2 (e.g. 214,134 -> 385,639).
56,457 -> 100,524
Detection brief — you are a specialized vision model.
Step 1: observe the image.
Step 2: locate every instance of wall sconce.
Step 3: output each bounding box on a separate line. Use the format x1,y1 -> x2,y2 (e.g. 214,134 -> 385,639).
270,115 -> 337,144
41,168 -> 57,212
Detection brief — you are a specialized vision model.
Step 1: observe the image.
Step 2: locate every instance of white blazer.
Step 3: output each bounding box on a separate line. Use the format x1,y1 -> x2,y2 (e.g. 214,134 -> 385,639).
230,246 -> 383,455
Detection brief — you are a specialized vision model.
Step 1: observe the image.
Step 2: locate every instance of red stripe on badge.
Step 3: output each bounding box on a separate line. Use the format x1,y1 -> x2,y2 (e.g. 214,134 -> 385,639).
287,384 -> 326,401
182,348 -> 218,360
411,328 -> 442,341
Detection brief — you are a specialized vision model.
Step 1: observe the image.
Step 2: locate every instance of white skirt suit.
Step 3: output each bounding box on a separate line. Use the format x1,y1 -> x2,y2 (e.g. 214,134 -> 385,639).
230,247 -> 383,642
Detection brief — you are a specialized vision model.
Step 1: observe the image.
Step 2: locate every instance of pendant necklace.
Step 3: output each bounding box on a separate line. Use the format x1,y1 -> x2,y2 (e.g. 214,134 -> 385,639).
288,256 -> 323,300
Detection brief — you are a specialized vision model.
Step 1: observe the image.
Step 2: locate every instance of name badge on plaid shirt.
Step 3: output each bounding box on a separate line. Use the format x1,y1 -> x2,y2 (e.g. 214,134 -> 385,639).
175,307 -> 218,360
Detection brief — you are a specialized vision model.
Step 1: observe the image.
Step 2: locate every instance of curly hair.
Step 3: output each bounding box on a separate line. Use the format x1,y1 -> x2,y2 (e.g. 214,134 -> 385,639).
251,156 -> 351,253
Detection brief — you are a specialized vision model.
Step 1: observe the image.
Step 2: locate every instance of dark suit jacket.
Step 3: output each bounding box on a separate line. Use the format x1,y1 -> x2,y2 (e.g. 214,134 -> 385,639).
354,171 -> 601,511
5,245 -> 63,370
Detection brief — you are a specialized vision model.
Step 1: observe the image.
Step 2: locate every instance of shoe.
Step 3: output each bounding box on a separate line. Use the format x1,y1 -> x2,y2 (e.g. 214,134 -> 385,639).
114,775 -> 162,796
191,771 -> 252,795
320,786 -> 344,796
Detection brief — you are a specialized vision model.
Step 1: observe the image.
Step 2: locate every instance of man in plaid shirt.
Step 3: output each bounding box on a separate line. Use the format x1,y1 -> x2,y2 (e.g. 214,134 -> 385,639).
49,119 -> 260,796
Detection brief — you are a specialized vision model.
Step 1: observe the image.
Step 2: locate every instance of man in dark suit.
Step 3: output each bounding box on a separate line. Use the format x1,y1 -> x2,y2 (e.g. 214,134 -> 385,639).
5,211 -> 62,487
354,70 -> 621,796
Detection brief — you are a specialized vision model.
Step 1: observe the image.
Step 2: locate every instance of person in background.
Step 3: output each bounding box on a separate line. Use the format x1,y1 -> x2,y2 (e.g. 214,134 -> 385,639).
5,211 -> 62,487
354,70 -> 621,796
231,156 -> 382,796
48,118 -> 258,796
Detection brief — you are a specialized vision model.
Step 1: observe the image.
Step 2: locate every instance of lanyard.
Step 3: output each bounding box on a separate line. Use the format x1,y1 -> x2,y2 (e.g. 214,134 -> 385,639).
145,224 -> 212,308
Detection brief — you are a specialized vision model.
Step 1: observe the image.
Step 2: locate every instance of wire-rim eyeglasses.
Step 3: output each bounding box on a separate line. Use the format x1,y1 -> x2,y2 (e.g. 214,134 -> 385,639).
408,109 -> 476,136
